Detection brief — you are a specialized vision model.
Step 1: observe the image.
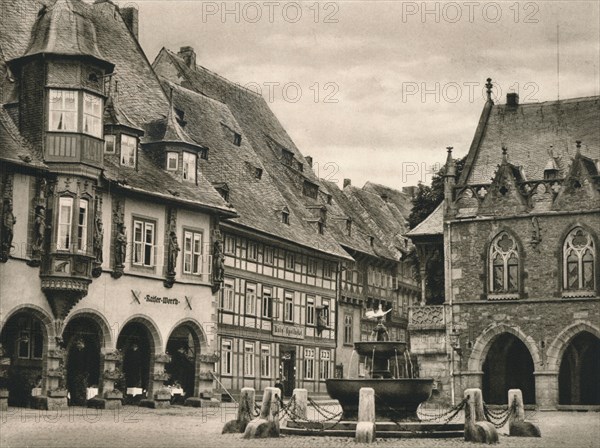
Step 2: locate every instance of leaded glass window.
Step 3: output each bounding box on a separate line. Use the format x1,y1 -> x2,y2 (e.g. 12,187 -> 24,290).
564,228 -> 595,291
489,232 -> 519,293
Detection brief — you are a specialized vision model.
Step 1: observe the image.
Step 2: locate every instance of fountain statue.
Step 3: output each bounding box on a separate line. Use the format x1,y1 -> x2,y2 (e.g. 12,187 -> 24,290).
326,304 -> 434,421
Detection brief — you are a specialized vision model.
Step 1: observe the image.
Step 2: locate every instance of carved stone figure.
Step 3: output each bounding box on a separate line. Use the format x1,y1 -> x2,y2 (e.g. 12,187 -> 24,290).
213,239 -> 225,284
33,206 -> 46,251
93,219 -> 103,264
1,200 -> 16,257
167,231 -> 180,274
115,225 -> 127,267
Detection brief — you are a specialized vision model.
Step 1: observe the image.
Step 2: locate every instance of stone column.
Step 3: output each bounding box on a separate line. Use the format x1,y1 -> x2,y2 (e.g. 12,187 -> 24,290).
534,371 -> 558,410
355,387 -> 376,443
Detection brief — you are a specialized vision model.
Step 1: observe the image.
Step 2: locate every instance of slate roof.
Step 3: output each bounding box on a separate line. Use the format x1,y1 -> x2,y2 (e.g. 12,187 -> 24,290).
9,0 -> 113,71
0,0 -> 234,216
0,107 -> 46,169
153,49 -> 352,259
320,180 -> 408,262
406,201 -> 444,237
461,96 -> 600,185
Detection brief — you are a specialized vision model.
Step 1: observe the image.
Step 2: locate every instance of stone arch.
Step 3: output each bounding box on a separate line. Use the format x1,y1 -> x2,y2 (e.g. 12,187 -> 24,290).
64,308 -> 114,349
546,321 -> 600,372
165,318 -> 209,397
468,323 -> 541,372
118,314 -> 163,355
1,304 -> 56,345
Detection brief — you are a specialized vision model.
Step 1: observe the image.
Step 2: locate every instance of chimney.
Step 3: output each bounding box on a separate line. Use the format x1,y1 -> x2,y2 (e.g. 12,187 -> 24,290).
343,178 -> 351,189
178,46 -> 197,70
305,156 -> 313,167
506,92 -> 519,107
119,6 -> 139,40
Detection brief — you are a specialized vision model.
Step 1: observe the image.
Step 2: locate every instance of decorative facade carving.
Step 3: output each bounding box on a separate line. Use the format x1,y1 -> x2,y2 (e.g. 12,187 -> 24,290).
164,207 -> 179,288
0,173 -> 15,263
408,305 -> 445,330
111,197 -> 126,278
92,195 -> 103,277
211,229 -> 224,293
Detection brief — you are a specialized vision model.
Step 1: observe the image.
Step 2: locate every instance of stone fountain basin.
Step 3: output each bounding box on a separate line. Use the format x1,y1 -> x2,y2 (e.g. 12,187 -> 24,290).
326,378 -> 434,421
353,341 -> 407,357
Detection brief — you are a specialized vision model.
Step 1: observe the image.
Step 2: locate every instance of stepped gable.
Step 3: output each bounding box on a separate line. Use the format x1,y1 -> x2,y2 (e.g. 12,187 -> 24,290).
461,96 -> 600,185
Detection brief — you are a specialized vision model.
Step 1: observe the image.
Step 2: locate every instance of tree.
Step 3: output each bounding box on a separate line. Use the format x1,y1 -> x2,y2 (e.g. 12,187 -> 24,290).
408,156 -> 466,229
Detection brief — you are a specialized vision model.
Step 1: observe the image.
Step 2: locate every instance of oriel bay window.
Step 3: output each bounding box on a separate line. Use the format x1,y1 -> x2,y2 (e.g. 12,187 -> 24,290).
56,197 -> 91,252
133,218 -> 155,267
57,197 -> 73,250
48,89 -> 103,137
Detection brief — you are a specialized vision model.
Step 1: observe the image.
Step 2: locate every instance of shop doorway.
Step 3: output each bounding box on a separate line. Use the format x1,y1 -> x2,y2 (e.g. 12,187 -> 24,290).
0,311 -> 46,407
63,317 -> 102,406
117,322 -> 153,394
166,324 -> 200,399
279,348 -> 296,397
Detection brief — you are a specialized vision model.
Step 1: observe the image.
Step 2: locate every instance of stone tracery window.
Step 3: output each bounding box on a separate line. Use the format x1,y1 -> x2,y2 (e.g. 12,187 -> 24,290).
489,232 -> 519,294
564,227 -> 595,291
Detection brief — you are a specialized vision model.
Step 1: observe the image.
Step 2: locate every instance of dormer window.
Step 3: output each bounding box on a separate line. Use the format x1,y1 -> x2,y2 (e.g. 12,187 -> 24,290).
49,90 -> 77,132
120,134 -> 137,167
182,152 -> 197,182
346,219 -> 352,236
104,135 -> 115,153
174,108 -> 186,127
303,180 -> 319,199
317,221 -> 324,235
282,148 -> 294,166
167,152 -> 178,171
255,168 -> 263,179
233,132 -> 242,146
282,208 -> 290,225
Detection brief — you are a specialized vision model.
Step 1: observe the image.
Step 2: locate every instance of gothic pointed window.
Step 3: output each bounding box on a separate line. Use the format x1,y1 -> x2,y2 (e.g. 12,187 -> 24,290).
489,232 -> 519,294
564,227 -> 596,291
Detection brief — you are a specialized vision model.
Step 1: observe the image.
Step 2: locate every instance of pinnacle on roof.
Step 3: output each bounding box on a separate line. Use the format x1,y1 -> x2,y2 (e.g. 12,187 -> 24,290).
10,0 -> 114,71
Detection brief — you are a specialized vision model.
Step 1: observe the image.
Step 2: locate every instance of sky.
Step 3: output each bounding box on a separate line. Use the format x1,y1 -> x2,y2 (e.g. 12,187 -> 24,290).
135,0 -> 600,190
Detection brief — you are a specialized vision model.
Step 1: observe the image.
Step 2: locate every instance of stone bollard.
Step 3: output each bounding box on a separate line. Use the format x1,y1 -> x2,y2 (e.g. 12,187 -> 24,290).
355,387 -> 376,443
464,388 -> 498,444
290,388 -> 307,420
222,387 -> 255,434
507,389 -> 541,438
243,387 -> 281,438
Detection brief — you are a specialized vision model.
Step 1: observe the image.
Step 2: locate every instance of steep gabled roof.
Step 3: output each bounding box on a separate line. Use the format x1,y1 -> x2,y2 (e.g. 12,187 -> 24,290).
406,201 -> 444,237
159,79 -> 351,259
153,49 -> 352,260
0,107 -> 46,169
0,0 -> 234,215
8,0 -> 113,71
461,95 -> 600,185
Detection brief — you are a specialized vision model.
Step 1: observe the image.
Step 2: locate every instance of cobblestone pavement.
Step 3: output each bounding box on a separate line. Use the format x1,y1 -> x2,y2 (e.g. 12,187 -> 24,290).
1,403 -> 599,448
